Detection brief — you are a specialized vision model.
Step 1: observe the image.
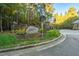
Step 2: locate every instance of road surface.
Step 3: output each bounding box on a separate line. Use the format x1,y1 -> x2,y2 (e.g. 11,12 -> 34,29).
0,29 -> 79,56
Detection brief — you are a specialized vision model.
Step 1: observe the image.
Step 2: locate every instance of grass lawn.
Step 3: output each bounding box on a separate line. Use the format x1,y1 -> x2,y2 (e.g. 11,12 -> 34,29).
0,29 -> 60,49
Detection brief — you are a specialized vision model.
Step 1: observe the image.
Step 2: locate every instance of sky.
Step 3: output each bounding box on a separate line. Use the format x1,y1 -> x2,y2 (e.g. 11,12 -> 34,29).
53,3 -> 79,15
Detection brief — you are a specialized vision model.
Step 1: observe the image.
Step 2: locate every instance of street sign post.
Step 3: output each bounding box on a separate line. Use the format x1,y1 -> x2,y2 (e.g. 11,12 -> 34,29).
37,4 -> 46,39
40,15 -> 46,39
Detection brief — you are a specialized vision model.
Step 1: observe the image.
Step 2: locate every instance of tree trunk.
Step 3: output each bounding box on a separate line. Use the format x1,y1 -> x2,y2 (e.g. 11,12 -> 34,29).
1,17 -> 3,32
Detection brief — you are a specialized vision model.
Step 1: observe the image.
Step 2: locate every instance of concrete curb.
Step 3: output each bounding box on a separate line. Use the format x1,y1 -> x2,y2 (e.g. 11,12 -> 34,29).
0,34 -> 66,53
38,34 -> 66,51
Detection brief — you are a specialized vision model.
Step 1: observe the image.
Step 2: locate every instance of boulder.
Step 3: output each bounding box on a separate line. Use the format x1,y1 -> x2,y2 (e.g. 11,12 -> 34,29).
26,26 -> 39,34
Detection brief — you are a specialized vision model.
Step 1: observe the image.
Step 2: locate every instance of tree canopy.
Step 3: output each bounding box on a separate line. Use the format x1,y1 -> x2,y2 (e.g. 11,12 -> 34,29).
0,3 -> 54,31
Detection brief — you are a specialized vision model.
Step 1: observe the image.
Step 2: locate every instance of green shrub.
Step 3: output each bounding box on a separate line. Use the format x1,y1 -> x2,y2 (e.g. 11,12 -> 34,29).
16,29 -> 26,35
44,29 -> 60,39
0,33 -> 17,47
39,28 -> 46,33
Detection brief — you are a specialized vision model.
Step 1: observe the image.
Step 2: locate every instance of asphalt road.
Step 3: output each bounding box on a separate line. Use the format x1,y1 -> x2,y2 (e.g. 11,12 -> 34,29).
0,29 -> 79,56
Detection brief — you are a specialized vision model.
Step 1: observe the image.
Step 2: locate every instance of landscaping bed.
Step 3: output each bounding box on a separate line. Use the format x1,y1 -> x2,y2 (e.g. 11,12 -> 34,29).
0,29 -> 60,49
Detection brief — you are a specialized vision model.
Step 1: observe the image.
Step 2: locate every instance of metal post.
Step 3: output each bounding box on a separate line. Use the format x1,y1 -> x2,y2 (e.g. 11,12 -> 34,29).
27,9 -> 29,26
41,22 -> 44,39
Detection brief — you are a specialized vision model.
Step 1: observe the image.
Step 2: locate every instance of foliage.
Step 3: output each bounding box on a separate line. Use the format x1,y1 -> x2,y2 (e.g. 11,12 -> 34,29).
61,16 -> 79,29
54,16 -> 79,29
0,33 -> 17,48
53,6 -> 79,29
45,4 -> 54,19
18,38 -> 41,46
39,28 -> 46,33
0,3 -> 54,32
16,28 -> 26,35
54,7 -> 78,25
44,29 -> 60,39
0,29 -> 60,49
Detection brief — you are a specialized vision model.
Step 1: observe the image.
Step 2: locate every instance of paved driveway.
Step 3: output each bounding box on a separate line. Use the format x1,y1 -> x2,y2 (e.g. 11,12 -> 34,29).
0,29 -> 79,56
